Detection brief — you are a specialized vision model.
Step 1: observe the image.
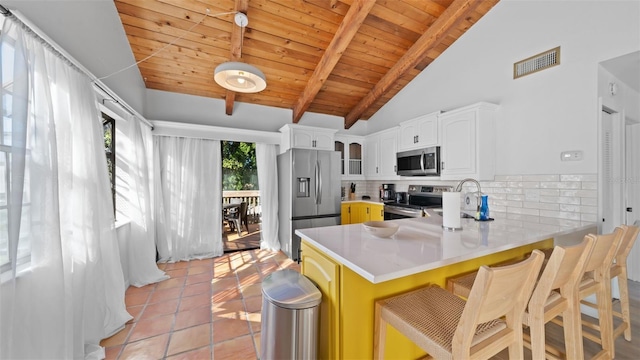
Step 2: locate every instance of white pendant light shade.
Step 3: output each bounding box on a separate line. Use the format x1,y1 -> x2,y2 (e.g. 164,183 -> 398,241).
214,61 -> 267,93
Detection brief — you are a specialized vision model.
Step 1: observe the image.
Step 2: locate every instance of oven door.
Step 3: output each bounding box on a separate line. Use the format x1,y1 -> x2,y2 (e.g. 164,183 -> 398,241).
383,205 -> 422,220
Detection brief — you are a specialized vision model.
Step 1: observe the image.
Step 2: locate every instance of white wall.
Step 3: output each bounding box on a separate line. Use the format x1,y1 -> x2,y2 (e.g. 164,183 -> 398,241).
3,0 -> 147,113
364,0 -> 640,176
145,89 -> 347,133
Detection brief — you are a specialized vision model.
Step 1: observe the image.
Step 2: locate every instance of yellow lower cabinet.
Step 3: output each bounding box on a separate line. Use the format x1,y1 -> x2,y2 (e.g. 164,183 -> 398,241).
358,203 -> 371,223
340,203 -> 351,225
342,202 -> 383,224
370,203 -> 384,221
300,241 -> 341,360
350,203 -> 362,224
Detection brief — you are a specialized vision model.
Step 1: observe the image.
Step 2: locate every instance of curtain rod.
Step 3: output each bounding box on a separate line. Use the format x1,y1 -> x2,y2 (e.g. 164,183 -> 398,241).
0,6 -> 154,130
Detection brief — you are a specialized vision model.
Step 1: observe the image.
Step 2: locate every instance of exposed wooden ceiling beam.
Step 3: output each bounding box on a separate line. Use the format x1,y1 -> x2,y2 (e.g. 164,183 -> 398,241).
344,0 -> 485,128
291,0 -> 376,123
225,0 -> 249,116
304,0 -> 339,9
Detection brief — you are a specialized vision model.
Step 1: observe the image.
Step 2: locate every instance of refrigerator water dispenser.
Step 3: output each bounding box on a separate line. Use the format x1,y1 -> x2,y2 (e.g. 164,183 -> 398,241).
297,178 -> 310,197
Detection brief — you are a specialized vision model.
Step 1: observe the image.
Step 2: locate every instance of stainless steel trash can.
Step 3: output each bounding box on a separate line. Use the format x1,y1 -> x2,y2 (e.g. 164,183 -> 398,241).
260,269 -> 322,360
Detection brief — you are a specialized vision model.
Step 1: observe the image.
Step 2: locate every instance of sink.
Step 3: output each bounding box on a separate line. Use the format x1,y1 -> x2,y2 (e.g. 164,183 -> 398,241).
431,209 -> 476,219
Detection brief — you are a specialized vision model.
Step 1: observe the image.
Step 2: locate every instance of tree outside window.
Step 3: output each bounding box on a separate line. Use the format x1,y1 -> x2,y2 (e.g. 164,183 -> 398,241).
221,141 -> 258,191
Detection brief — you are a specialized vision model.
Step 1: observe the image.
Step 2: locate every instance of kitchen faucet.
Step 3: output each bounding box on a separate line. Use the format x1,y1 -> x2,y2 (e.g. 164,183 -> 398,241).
454,178 -> 482,210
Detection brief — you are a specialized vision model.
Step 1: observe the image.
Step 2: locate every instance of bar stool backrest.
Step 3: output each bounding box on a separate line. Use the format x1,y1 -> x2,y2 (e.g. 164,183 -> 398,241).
454,250 -> 545,353
614,225 -> 640,268
530,236 -> 595,309
582,228 -> 624,281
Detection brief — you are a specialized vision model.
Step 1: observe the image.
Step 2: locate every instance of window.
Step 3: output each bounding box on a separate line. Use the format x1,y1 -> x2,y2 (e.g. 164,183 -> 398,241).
1,27 -> 32,274
102,112 -> 115,211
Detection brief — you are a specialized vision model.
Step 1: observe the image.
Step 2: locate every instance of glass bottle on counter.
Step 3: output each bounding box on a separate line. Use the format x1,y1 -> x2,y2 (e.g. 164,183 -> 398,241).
479,195 -> 490,221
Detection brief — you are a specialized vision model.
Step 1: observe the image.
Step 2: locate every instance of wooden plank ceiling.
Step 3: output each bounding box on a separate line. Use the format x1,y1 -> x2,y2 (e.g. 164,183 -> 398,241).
115,0 -> 498,128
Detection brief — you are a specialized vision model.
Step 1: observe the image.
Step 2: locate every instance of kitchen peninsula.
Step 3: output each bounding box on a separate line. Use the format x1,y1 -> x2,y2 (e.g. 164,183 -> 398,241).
296,211 -> 596,359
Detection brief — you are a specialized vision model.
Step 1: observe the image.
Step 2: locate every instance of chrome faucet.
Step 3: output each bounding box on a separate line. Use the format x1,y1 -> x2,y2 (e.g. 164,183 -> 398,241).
454,178 -> 482,210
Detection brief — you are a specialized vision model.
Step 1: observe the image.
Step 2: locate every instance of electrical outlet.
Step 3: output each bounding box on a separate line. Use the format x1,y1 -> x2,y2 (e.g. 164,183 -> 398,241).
560,150 -> 583,161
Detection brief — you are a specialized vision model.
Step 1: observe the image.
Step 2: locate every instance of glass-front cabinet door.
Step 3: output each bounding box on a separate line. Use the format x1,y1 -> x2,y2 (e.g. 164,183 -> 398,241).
348,142 -> 362,176
335,140 -> 345,175
335,135 -> 364,179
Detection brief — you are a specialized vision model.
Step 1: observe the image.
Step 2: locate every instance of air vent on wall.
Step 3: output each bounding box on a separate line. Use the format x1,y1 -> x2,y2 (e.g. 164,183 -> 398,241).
513,46 -> 560,79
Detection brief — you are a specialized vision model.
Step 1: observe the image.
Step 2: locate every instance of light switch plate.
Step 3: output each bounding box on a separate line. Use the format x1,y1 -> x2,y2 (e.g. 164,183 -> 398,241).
561,150 -> 583,161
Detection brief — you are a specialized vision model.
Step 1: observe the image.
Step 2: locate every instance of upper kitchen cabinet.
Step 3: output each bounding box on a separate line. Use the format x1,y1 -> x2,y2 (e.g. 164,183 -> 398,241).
364,127 -> 399,179
335,135 -> 364,179
279,124 -> 337,153
398,111 -> 441,151
439,102 -> 498,181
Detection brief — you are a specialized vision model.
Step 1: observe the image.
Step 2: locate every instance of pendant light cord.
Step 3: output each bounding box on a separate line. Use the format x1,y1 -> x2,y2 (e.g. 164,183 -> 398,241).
97,9 -> 237,81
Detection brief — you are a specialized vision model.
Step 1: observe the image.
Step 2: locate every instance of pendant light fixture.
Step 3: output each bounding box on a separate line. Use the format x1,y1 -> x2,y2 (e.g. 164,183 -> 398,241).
214,12 -> 267,93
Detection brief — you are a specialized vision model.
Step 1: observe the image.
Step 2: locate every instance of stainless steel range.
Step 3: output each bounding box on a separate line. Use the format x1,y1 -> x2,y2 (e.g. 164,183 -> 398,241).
383,185 -> 452,220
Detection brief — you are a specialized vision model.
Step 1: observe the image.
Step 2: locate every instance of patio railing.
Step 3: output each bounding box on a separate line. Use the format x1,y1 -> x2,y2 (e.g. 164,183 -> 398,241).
223,190 -> 261,220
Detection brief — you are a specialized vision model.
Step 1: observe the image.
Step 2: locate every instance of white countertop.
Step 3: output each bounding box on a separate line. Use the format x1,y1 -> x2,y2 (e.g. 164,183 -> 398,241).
295,210 -> 596,284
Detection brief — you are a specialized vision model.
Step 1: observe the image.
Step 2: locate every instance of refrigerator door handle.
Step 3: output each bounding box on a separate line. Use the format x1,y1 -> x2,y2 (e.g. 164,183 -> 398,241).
316,160 -> 322,204
314,161 -> 318,205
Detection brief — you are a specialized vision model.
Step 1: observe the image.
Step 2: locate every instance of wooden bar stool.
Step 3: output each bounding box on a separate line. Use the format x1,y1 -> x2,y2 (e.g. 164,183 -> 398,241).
523,236 -> 594,360
544,227 -> 624,359
580,225 -> 639,354
374,250 -> 544,359
610,225 -> 639,341
447,237 -> 595,359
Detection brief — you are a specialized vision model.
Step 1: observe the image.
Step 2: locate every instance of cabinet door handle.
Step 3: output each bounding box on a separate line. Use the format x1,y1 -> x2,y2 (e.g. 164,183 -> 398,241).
367,208 -> 369,214
416,135 -> 419,143
441,161 -> 445,170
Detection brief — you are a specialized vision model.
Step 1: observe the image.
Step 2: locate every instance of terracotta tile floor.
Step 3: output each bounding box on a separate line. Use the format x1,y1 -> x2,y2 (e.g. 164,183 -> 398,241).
101,249 -> 300,360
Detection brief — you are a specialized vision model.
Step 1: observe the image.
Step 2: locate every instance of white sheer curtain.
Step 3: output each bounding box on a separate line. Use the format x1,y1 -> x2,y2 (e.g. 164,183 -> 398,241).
118,113 -> 168,286
154,136 -> 223,261
0,16 -> 130,359
256,143 -> 280,250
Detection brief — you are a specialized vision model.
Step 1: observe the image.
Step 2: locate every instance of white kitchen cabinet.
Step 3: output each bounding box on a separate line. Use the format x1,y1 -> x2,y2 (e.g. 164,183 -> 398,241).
398,111 -> 441,151
279,124 -> 337,152
335,135 -> 364,179
364,127 -> 398,179
439,102 -> 498,181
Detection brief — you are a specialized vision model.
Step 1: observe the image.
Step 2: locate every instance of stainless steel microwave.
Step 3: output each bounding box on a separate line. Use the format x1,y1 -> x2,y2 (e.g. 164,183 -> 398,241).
396,146 -> 440,176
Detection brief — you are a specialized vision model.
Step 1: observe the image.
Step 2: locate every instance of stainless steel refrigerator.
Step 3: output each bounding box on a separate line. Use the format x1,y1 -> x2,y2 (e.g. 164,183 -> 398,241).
277,148 -> 341,261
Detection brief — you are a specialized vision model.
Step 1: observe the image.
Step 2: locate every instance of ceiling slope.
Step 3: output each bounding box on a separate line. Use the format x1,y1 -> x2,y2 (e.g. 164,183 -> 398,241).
114,0 -> 499,128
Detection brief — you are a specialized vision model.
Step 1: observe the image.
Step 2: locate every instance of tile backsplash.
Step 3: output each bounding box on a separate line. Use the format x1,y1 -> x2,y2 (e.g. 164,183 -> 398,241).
344,173 -> 598,226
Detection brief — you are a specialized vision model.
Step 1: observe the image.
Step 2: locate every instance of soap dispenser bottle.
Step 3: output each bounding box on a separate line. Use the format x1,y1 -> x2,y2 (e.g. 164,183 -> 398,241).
479,194 -> 489,221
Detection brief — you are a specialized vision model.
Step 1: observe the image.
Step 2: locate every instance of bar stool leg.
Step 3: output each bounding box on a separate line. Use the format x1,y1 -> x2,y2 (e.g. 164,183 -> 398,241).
564,297 -> 585,360
618,268 -> 632,341
529,310 -> 546,360
597,280 -> 615,358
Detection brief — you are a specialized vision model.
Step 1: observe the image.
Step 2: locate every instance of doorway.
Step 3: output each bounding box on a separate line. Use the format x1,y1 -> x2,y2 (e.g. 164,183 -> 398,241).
599,104 -> 640,282
599,107 -> 624,235
221,141 -> 261,252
